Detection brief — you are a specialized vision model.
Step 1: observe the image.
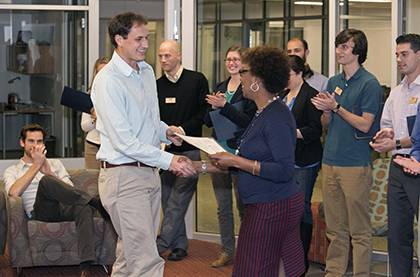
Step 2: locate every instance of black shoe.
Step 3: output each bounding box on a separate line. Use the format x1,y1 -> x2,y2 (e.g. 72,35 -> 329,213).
167,248 -> 188,261
89,196 -> 110,221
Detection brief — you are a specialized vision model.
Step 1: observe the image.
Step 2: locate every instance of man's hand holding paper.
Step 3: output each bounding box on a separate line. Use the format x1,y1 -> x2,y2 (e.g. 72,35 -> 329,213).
166,125 -> 185,146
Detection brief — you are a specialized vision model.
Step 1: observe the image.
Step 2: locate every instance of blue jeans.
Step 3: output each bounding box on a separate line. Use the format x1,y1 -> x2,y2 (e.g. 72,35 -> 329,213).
294,164 -> 320,224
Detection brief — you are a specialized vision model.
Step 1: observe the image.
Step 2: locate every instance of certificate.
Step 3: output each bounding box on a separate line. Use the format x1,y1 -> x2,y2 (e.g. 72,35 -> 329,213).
175,134 -> 226,155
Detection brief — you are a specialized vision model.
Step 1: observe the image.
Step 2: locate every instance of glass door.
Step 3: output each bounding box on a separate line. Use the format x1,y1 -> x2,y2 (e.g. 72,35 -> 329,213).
0,8 -> 87,158
246,21 -> 265,48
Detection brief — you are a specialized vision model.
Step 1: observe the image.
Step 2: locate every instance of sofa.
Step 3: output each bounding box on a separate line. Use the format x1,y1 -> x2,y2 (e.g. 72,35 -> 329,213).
0,169 -> 116,275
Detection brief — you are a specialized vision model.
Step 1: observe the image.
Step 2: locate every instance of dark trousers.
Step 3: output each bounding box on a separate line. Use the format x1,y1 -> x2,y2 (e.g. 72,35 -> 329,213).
157,150 -> 200,252
295,164 -> 320,273
32,175 -> 95,263
233,192 -> 305,277
388,162 -> 420,277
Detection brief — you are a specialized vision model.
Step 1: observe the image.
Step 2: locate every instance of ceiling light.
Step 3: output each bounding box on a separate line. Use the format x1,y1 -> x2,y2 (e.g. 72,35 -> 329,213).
295,0 -> 391,5
294,1 -> 323,6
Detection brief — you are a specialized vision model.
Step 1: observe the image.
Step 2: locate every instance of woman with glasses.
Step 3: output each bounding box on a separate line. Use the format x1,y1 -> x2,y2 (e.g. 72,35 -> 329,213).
204,45 -> 256,268
201,46 -> 304,276
280,55 -> 323,275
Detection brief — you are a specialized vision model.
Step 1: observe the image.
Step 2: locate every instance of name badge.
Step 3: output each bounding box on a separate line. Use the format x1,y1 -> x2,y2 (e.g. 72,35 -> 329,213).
334,86 -> 343,96
165,97 -> 176,104
409,97 -> 418,104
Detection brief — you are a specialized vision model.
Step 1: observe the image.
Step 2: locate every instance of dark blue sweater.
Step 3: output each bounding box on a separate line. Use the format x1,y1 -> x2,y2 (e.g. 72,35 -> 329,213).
237,100 -> 299,204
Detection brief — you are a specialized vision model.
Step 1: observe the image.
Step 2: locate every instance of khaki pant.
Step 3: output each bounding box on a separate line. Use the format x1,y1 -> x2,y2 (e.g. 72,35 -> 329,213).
98,166 -> 164,277
322,164 -> 372,277
84,140 -> 100,170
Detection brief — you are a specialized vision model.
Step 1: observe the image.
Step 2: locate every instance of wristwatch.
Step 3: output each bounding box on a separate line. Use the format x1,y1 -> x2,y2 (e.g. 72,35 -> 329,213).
332,103 -> 341,113
201,160 -> 208,174
395,139 -> 402,150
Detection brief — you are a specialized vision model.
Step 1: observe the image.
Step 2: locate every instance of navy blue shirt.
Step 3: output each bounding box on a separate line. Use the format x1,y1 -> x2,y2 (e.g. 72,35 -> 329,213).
323,67 -> 382,166
237,100 -> 299,204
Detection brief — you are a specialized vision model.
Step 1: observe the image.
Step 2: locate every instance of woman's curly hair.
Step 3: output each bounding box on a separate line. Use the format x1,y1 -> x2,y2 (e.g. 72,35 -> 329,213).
242,46 -> 290,95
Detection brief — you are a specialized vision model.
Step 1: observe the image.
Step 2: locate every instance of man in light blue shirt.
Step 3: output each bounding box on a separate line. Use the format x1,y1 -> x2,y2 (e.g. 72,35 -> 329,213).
91,12 -> 196,277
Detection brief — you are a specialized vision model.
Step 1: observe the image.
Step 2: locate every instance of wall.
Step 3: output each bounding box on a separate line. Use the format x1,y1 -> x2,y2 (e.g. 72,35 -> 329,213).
99,0 -> 164,20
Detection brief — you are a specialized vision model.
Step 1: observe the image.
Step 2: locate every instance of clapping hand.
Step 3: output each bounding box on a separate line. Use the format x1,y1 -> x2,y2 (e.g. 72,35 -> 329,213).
166,126 -> 185,146
169,155 -> 197,177
370,128 -> 395,153
206,91 -> 226,109
31,144 -> 47,167
393,155 -> 420,175
31,144 -> 53,175
311,91 -> 337,112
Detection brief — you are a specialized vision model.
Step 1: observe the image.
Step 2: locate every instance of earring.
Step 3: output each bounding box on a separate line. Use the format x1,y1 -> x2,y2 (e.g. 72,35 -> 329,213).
250,82 -> 260,93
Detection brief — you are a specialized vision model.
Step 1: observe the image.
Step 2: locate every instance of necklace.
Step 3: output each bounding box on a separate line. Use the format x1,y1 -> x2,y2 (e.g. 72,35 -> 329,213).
255,95 -> 280,116
235,96 -> 280,155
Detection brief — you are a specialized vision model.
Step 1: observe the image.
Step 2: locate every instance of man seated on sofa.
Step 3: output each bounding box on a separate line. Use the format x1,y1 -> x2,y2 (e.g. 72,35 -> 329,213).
3,123 -> 108,277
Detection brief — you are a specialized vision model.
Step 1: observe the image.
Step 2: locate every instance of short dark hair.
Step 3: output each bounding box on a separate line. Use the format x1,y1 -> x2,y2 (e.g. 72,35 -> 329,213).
108,12 -> 148,48
20,123 -> 46,141
242,46 -> 290,95
288,55 -> 306,75
289,37 -> 309,51
396,33 -> 420,52
335,29 -> 368,64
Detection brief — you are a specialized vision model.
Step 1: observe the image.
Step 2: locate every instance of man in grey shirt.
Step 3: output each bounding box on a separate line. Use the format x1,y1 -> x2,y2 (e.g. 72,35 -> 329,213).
287,37 -> 328,92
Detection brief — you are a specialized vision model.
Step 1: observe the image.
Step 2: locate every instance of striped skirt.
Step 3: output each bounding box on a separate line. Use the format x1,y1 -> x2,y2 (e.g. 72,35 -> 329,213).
233,192 -> 305,277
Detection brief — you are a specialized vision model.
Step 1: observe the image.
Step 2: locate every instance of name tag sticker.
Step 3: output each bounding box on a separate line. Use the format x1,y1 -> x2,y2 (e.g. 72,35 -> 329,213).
409,97 -> 418,104
334,86 -> 343,96
165,97 -> 176,104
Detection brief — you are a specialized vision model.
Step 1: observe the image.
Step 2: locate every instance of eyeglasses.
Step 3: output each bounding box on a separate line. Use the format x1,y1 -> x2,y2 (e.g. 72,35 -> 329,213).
224,58 -> 241,63
239,68 -> 250,76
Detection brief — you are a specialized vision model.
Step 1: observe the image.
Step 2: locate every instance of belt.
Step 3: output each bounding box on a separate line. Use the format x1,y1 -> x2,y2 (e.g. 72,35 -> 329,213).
100,161 -> 153,169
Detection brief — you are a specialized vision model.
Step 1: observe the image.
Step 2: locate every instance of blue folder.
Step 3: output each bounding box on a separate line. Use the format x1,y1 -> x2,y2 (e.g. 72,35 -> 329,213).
60,86 -> 93,114
209,102 -> 243,141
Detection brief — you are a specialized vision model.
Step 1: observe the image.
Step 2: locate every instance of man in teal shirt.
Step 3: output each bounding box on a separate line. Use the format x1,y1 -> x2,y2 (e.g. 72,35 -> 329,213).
312,29 -> 382,277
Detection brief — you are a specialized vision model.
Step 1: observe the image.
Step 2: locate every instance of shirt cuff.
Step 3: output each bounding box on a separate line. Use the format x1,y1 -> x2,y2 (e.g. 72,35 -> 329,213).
158,150 -> 174,170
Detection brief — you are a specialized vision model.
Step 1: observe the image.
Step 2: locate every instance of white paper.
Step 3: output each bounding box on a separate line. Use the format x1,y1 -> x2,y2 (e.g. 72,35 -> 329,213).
175,133 -> 226,155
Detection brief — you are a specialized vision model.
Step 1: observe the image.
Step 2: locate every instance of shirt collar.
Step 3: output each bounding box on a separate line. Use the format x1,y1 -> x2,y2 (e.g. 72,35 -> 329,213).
339,66 -> 364,82
111,51 -> 150,77
165,66 -> 184,83
17,158 -> 30,169
401,74 -> 420,88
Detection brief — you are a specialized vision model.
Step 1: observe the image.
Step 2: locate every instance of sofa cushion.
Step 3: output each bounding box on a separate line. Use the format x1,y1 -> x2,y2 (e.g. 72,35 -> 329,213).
68,169 -> 100,197
369,158 -> 390,236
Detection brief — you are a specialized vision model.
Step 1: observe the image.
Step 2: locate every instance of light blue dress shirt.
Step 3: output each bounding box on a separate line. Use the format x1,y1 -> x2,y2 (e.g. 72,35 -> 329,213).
91,51 -> 173,170
381,75 -> 420,156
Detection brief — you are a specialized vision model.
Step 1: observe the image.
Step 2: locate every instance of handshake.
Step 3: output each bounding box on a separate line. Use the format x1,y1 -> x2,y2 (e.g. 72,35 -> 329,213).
169,155 -> 197,177
166,125 -> 196,177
